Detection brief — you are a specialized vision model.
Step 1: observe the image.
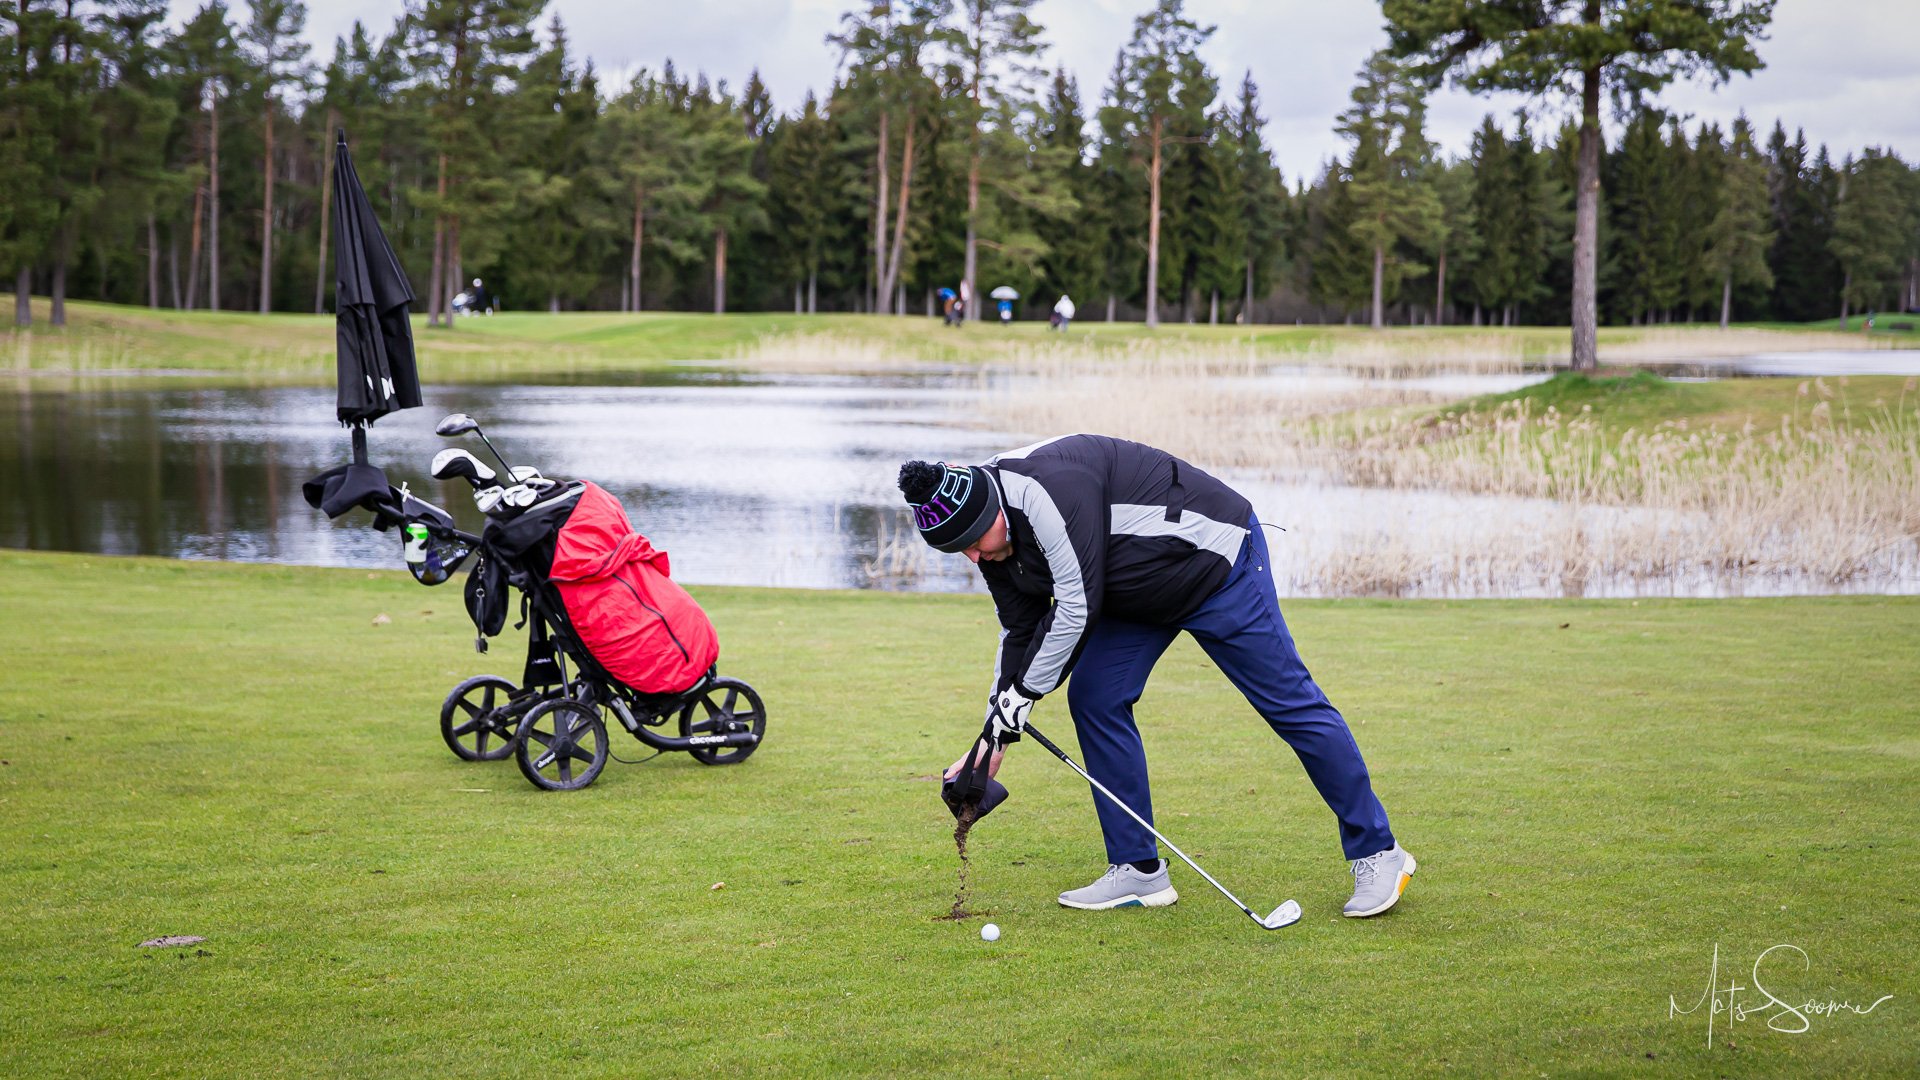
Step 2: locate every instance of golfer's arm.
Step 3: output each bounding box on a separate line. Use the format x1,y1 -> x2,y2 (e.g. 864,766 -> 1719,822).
1005,476 -> 1104,699
984,565 -> 1047,698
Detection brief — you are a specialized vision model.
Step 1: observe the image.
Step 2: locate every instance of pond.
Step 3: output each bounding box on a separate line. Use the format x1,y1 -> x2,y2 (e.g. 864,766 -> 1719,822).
0,374 -> 1007,593
3,359 -> 1915,598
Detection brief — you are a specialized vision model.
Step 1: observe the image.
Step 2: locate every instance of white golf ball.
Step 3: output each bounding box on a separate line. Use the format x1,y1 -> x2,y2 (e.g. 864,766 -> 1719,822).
980,923 -> 1000,942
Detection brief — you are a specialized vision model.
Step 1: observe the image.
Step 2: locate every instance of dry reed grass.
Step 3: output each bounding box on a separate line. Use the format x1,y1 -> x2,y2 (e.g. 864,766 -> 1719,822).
978,352 -> 1920,596
730,325 -> 1896,377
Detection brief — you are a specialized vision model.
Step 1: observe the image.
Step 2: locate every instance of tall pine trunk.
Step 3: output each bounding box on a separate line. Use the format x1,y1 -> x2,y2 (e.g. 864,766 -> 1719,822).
186,182 -> 204,309
1839,271 -> 1851,325
169,231 -> 181,309
1370,244 -> 1385,329
147,214 -> 160,309
209,92 -> 221,312
963,105 -> 981,321
1208,289 -> 1218,325
259,101 -> 274,313
882,109 -> 917,314
14,267 -> 28,327
807,269 -> 817,314
50,235 -> 67,326
314,112 -> 336,314
1106,294 -> 1115,322
1145,116 -> 1162,329
428,151 -> 448,327
448,220 -> 461,328
1434,247 -> 1447,326
1570,59 -> 1601,371
873,110 -> 889,314
630,188 -> 644,312
1719,275 -> 1732,329
713,228 -> 728,314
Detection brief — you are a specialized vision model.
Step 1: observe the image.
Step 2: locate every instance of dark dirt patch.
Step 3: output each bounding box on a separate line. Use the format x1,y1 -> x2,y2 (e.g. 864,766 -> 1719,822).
941,804 -> 981,920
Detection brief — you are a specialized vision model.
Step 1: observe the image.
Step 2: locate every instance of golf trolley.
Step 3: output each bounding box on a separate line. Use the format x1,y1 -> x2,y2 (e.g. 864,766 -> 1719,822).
305,413 -> 767,791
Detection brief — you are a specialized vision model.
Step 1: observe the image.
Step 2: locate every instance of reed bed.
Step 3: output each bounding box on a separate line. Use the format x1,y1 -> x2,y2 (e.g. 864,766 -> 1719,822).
978,355 -> 1920,597
730,324 -> 1895,377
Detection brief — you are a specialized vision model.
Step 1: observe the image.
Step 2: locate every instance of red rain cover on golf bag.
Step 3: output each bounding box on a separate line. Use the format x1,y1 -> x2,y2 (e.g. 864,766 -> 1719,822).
546,482 -> 718,693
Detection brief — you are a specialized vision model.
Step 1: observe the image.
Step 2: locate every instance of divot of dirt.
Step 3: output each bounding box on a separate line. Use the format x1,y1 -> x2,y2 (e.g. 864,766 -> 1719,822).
137,935 -> 205,948
944,804 -> 981,920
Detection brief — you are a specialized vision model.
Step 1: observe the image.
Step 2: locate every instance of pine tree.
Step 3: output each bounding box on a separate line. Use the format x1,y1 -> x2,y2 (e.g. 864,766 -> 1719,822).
1387,0 -> 1773,367
1831,149 -> 1911,322
240,0 -> 310,312
766,93 -> 846,312
408,0 -> 545,327
1033,69 -> 1101,309
685,81 -> 768,314
1702,115 -> 1772,326
1336,51 -> 1440,329
1225,71 -> 1284,322
1099,0 -> 1215,327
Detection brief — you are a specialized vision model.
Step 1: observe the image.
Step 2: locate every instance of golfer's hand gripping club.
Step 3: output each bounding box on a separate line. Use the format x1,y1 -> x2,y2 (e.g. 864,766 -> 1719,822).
986,686 -> 1033,744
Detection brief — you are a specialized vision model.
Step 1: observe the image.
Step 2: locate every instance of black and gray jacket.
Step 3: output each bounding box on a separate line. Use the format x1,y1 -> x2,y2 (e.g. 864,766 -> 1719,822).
979,434 -> 1253,700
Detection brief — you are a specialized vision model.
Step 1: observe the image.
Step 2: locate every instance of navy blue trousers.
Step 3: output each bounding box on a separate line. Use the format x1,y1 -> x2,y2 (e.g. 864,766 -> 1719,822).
1063,518 -> 1395,864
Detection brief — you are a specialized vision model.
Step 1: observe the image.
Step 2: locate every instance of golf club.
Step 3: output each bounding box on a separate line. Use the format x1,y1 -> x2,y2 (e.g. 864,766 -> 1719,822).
1022,721 -> 1302,931
435,412 -> 517,478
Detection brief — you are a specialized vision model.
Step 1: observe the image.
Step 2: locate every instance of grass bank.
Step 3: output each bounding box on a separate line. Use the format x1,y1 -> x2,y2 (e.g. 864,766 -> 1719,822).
2,551 -> 1915,1076
1444,369 -> 1920,433
3,297 -> 1902,383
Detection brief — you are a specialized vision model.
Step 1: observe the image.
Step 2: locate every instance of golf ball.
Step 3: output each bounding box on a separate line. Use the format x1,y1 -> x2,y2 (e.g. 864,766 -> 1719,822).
980,923 -> 1000,942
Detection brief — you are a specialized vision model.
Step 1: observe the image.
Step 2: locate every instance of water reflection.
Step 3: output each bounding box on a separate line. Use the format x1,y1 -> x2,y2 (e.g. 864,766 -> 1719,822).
0,375 -> 1007,592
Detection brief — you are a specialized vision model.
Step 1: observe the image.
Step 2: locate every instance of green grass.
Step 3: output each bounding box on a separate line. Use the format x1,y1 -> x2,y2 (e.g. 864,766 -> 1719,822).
1441,369 -> 1920,432
1749,315 -> 1920,338
2,551 -> 1915,1076
7,297 -> 1899,384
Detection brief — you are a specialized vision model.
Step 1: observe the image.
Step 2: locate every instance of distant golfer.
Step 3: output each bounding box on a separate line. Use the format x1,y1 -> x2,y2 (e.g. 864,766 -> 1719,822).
898,435 -> 1414,916
1050,293 -> 1075,332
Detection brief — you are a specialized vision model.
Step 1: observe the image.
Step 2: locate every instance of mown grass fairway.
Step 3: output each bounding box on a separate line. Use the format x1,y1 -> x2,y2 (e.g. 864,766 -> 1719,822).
7,297 -> 1906,382
1,552 -> 1915,1076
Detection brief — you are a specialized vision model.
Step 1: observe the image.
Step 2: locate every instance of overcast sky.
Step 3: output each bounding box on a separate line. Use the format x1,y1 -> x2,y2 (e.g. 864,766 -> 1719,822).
262,0 -> 1917,181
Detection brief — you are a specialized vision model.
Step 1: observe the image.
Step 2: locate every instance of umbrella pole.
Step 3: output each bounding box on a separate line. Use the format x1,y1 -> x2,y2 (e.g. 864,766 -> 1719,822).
352,423 -> 368,466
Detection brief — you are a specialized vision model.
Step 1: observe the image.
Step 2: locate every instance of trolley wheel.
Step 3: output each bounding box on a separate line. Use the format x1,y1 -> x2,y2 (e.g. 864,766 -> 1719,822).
515,698 -> 608,791
441,675 -> 524,761
678,677 -> 766,766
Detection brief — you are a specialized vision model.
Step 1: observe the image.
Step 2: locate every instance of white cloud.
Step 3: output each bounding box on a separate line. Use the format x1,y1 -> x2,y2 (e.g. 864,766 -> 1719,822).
273,0 -> 1918,174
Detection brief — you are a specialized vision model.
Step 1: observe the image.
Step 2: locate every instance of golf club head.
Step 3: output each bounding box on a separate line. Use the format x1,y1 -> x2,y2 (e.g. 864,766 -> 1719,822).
474,486 -> 507,515
431,448 -> 496,487
435,412 -> 481,438
507,465 -> 544,483
1259,900 -> 1302,930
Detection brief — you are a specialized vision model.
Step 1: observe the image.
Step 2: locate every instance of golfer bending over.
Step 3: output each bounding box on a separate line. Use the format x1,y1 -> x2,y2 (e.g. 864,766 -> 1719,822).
899,434 -> 1415,916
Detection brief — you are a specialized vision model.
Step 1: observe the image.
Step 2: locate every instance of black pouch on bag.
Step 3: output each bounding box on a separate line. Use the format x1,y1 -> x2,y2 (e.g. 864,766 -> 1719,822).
464,552 -> 508,638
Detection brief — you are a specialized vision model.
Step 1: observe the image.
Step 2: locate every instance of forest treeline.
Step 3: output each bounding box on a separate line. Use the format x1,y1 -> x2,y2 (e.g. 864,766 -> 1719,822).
5,0 -> 1918,330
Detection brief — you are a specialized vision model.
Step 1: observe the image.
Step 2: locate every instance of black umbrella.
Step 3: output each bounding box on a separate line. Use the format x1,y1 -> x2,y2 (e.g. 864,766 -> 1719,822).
332,128 -> 420,434
305,130 -> 419,522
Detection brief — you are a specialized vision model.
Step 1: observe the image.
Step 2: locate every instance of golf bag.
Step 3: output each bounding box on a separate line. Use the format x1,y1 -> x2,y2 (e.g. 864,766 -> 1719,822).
486,480 -> 717,695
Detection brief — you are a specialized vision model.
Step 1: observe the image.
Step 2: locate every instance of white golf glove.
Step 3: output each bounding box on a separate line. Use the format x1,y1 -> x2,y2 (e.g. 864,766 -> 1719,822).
986,686 -> 1034,745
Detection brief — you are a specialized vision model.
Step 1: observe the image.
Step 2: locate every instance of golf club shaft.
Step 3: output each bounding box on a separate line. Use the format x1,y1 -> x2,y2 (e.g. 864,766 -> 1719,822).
1022,722 -> 1264,924
474,430 -> 516,477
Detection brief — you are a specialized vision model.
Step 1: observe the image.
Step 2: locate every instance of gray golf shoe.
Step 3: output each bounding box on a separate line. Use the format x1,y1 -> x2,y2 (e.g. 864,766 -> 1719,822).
1344,844 -> 1416,917
1057,860 -> 1178,910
